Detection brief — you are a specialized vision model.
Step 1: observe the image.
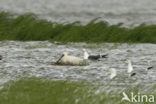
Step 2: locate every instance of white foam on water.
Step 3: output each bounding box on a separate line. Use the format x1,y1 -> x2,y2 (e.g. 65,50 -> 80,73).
0,41 -> 155,93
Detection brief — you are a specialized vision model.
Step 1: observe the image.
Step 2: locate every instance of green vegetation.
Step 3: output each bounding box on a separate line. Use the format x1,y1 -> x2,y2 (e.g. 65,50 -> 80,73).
0,78 -> 117,104
0,77 -> 155,104
0,12 -> 156,43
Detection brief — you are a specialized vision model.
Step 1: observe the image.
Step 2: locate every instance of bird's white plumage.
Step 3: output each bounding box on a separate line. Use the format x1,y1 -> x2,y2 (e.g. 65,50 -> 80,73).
83,49 -> 89,60
60,52 -> 85,65
110,68 -> 117,79
127,60 -> 133,73
107,68 -> 117,79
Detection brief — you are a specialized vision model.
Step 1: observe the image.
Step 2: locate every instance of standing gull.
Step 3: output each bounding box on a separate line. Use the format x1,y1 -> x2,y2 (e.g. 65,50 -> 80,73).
123,60 -> 136,77
83,49 -> 107,60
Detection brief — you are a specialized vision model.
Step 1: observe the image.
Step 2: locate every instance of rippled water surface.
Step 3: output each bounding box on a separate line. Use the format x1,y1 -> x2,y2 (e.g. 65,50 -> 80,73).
0,41 -> 155,93
0,0 -> 156,26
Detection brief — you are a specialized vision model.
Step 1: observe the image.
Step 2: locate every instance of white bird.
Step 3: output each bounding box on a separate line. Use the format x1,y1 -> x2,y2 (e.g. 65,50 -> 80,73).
127,60 -> 133,73
123,60 -> 136,77
106,68 -> 117,79
57,52 -> 86,65
83,49 -> 89,60
82,49 -> 107,60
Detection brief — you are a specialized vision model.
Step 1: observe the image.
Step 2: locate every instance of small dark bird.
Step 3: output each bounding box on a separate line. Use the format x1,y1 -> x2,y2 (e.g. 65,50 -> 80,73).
130,73 -> 136,77
146,60 -> 154,71
147,66 -> 153,70
88,54 -> 108,60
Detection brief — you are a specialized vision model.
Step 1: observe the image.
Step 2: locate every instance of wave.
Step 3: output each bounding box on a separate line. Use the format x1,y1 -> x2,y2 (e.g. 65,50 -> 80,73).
0,12 -> 156,43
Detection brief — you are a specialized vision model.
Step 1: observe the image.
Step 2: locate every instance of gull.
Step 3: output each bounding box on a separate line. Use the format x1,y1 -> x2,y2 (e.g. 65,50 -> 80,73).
123,60 -> 136,77
83,49 -> 107,60
106,68 -> 117,79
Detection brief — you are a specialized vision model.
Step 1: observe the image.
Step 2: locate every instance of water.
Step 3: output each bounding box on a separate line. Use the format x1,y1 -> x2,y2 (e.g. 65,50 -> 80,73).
0,0 -> 156,26
0,41 -> 155,94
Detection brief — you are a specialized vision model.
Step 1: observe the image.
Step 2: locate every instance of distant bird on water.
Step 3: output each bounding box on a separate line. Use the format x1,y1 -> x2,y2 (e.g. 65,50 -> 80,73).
56,52 -> 86,65
123,59 -> 136,77
146,60 -> 153,71
130,73 -> 136,77
106,68 -> 117,79
83,49 -> 108,60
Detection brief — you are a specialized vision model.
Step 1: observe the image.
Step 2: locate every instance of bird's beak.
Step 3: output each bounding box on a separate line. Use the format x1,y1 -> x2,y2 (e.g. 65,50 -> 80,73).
56,54 -> 64,63
106,69 -> 110,72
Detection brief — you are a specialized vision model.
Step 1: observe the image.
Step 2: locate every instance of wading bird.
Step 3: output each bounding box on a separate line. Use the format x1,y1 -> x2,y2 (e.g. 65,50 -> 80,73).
56,52 -> 86,65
